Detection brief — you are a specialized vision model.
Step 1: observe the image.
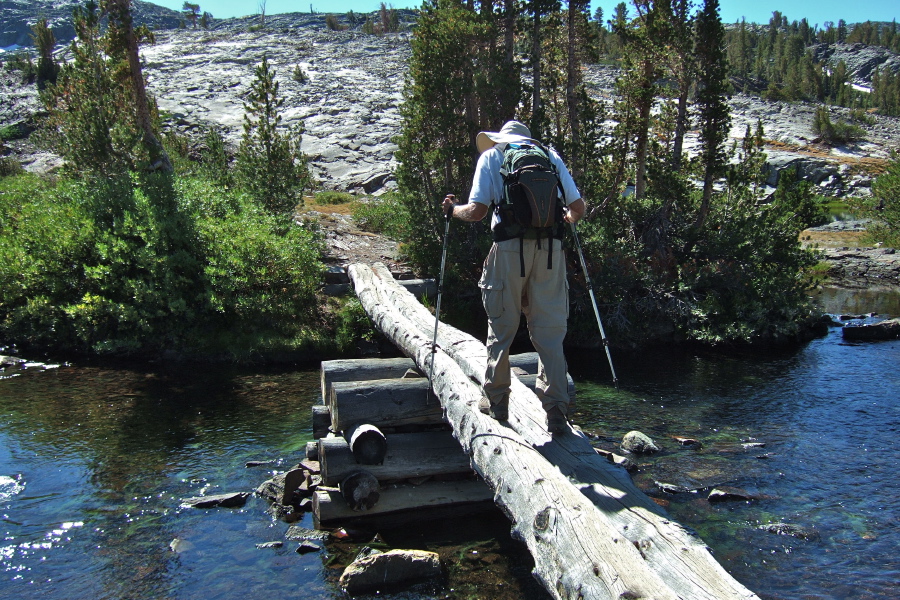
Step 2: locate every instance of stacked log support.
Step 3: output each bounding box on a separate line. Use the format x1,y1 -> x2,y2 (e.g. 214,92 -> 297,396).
347,262 -> 759,600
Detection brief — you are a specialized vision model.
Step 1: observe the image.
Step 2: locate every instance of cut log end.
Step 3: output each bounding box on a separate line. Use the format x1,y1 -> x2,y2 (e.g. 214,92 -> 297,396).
341,470 -> 380,511
348,424 -> 388,465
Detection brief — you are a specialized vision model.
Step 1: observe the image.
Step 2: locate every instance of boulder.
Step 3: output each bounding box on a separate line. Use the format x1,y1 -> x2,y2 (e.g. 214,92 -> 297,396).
339,549 -> 442,594
621,430 -> 659,454
842,318 -> 900,341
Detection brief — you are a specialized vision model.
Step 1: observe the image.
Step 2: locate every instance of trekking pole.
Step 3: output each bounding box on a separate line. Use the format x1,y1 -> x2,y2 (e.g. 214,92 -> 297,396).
428,210 -> 451,398
570,222 -> 619,390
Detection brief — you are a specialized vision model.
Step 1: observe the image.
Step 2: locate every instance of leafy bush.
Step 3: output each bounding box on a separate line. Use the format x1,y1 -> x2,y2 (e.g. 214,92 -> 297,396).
813,106 -> 865,145
851,152 -> 900,248
352,193 -> 408,237
0,171 -> 325,356
334,297 -> 377,354
315,190 -> 355,205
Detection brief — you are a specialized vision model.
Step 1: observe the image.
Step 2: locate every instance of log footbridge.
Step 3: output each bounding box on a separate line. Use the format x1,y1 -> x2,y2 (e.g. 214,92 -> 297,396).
312,262 -> 758,600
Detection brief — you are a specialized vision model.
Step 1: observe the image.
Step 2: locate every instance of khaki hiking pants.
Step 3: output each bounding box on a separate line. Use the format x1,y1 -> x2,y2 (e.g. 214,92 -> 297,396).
479,237 -> 570,415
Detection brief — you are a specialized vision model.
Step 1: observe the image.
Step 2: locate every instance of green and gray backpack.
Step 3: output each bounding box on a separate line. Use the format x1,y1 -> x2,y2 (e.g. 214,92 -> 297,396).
493,141 -> 566,276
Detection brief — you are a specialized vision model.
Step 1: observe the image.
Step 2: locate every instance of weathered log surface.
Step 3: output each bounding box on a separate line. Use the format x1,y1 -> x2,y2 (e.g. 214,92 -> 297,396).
348,262 -> 758,600
319,431 -> 473,487
313,478 -> 494,528
321,357 -> 418,405
329,378 -> 444,432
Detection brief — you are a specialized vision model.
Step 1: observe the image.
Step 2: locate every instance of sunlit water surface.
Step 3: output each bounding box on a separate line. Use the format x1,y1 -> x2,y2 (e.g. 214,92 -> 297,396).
1,288 -> 898,599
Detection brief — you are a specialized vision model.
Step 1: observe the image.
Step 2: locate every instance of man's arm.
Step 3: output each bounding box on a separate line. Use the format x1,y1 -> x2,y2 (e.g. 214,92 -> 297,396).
443,194 -> 489,222
565,198 -> 586,223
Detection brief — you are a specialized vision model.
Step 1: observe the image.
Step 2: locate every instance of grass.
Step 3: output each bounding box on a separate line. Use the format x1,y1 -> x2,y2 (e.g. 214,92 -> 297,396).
800,229 -> 867,249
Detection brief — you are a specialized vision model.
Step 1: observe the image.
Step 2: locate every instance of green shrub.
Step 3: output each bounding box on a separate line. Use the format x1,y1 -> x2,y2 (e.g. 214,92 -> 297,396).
813,105 -> 866,145
352,193 -> 408,237
0,157 -> 23,177
0,171 -> 326,356
325,14 -> 346,31
315,190 -> 355,205
3,50 -> 36,83
334,297 -> 377,354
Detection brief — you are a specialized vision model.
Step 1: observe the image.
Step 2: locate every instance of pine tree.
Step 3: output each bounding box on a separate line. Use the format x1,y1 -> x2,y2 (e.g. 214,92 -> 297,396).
236,53 -> 311,216
395,0 -> 518,275
105,0 -> 173,172
42,1 -> 137,173
30,18 -> 59,89
689,0 -> 730,237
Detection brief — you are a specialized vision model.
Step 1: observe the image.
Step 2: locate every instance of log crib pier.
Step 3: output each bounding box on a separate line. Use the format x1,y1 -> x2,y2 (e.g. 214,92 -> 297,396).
307,262 -> 758,600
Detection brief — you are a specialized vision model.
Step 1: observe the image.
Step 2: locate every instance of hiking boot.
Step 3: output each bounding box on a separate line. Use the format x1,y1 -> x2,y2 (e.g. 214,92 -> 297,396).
478,395 -> 509,421
546,406 -> 567,435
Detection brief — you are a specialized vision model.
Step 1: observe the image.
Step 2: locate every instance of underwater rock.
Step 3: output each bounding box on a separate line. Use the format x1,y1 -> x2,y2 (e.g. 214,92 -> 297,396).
759,522 -> 820,541
621,431 -> 660,454
708,486 -> 758,502
339,549 -> 442,594
181,492 -> 250,508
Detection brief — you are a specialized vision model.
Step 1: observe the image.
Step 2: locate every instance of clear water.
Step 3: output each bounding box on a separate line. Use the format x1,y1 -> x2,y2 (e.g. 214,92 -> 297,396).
1,289 -> 898,599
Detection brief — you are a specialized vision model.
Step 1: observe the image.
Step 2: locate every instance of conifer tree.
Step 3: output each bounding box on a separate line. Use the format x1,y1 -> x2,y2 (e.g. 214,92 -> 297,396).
43,1 -> 136,173
690,0 -> 730,237
236,53 -> 311,217
394,0 -> 518,277
30,18 -> 59,89
106,0 -> 173,172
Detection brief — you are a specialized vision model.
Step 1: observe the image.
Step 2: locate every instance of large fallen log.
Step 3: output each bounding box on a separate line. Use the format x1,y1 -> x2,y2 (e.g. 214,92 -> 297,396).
348,262 -> 758,600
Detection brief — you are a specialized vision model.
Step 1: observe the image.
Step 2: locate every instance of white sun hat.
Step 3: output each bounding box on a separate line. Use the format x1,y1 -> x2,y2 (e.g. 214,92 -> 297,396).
475,120 -> 538,154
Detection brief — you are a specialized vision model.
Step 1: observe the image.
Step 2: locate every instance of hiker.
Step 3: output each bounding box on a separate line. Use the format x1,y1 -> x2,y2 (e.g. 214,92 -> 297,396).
442,120 -> 585,434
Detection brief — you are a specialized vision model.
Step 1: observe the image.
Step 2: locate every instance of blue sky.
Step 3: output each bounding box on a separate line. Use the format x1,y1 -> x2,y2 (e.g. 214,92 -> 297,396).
156,0 -> 896,28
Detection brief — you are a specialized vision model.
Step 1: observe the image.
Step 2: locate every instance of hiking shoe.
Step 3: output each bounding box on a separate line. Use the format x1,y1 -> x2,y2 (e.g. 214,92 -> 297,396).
546,407 -> 567,435
478,395 -> 509,421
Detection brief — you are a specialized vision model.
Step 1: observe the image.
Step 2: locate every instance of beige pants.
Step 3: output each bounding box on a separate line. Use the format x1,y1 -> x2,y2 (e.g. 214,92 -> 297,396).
479,237 -> 570,415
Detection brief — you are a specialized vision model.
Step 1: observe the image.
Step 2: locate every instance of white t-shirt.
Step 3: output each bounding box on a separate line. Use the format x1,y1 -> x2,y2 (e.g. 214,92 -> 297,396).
468,140 -> 581,230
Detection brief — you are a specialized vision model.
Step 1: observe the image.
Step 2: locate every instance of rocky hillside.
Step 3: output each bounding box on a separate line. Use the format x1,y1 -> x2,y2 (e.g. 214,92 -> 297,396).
2,6 -> 899,197
0,0 -> 183,47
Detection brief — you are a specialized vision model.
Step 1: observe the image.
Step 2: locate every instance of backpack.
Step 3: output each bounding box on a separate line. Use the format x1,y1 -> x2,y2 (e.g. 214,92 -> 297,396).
493,141 -> 566,276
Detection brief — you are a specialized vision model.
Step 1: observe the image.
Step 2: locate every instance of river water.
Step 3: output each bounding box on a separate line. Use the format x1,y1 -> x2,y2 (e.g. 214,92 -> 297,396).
1,290 -> 898,600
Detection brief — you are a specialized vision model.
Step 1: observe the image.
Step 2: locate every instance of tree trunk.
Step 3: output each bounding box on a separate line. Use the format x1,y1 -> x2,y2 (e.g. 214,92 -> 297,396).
347,262 -> 760,600
107,0 -> 172,172
672,76 -> 690,166
634,58 -> 654,199
566,0 -> 582,169
531,8 -> 542,134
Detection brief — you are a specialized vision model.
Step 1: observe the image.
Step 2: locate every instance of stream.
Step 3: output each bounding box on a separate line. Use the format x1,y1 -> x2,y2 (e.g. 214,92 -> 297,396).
1,288 -> 898,599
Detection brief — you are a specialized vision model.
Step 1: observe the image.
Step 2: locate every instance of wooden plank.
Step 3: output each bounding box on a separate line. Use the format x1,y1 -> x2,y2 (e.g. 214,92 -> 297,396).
348,262 -> 759,600
329,378 -> 444,432
313,478 -> 494,528
319,431 -> 473,487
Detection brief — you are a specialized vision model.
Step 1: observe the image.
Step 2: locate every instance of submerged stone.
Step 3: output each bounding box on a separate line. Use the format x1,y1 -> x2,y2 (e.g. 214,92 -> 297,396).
181,492 -> 250,508
339,549 -> 442,594
621,431 -> 660,454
